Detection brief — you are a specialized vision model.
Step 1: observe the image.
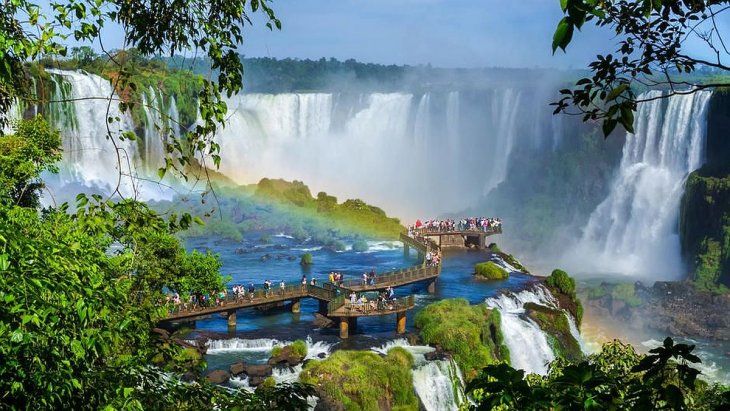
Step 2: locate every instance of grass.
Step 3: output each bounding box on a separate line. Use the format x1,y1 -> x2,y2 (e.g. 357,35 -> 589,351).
474,262 -> 509,280
300,348 -> 418,411
414,298 -> 509,381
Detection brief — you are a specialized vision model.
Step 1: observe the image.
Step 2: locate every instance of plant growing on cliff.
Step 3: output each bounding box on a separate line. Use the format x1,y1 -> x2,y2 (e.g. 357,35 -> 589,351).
475,261 -> 509,280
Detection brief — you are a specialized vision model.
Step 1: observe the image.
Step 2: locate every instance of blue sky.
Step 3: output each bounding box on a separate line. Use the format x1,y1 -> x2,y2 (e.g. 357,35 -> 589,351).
41,0 -> 727,69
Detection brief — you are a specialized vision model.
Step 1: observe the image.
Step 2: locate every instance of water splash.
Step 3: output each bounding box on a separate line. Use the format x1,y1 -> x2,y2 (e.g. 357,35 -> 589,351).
413,359 -> 465,411
567,90 -> 712,279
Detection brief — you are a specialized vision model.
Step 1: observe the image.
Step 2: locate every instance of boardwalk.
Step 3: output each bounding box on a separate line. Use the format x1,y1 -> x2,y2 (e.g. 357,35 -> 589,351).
160,220 -> 501,338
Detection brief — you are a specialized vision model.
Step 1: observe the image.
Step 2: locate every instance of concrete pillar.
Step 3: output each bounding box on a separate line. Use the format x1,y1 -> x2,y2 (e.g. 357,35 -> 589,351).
427,279 -> 436,294
227,310 -> 236,329
339,317 -> 349,339
396,312 -> 406,334
318,299 -> 328,314
479,234 -> 486,249
291,299 -> 301,313
403,244 -> 410,257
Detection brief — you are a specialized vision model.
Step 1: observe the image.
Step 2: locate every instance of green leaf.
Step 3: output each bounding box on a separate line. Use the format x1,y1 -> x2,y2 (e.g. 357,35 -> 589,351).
607,83 -> 629,101
552,17 -> 574,53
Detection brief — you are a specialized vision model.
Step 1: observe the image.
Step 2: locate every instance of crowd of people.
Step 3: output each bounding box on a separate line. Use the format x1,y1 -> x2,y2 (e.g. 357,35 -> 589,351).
346,286 -> 397,312
408,217 -> 502,234
425,250 -> 441,267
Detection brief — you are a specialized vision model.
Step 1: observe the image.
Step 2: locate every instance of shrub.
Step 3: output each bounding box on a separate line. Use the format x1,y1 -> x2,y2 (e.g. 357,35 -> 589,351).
290,339 -> 308,358
546,269 -> 576,298
352,239 -> 369,252
300,253 -> 313,266
487,243 -> 501,253
300,349 -> 418,410
611,283 -> 642,307
475,261 -> 509,280
415,298 -> 509,380
270,345 -> 282,358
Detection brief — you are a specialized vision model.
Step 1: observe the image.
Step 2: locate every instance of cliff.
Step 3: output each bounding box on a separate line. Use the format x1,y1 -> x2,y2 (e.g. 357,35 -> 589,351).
680,90 -> 730,290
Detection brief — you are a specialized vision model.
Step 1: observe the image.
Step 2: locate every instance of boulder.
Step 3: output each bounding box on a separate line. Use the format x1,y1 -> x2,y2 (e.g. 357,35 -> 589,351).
244,363 -> 273,380
313,312 -> 334,328
229,361 -> 246,376
268,345 -> 305,367
206,369 -> 230,384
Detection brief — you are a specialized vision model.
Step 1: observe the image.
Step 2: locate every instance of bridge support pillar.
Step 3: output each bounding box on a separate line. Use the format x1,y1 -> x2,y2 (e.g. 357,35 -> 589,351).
418,250 -> 424,262
403,244 -> 410,257
427,279 -> 436,294
339,317 -> 349,339
227,310 -> 237,330
291,299 -> 301,314
396,312 -> 406,334
318,299 -> 328,314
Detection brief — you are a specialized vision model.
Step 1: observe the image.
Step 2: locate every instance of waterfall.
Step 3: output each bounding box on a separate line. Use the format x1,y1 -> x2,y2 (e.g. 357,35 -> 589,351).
140,86 -> 166,170
485,286 -> 559,375
567,90 -> 712,279
46,69 -> 141,197
205,337 -> 283,353
413,359 -> 465,411
371,339 -> 465,410
210,89 -> 533,219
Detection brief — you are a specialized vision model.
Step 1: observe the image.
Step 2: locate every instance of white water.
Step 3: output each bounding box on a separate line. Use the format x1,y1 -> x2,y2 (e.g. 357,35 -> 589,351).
211,89 -> 537,219
371,339 -> 465,410
413,359 -> 465,411
485,286 -> 559,375
567,91 -> 712,279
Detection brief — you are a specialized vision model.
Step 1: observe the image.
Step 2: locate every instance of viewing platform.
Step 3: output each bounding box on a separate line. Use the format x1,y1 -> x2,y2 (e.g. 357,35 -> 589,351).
160,219 -> 499,338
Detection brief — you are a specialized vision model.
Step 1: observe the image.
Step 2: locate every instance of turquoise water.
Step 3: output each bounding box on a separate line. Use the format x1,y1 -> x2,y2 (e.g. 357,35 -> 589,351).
184,233 -> 536,370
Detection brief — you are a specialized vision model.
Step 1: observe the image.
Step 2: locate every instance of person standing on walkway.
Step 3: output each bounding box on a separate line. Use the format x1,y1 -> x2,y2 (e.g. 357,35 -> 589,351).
301,275 -> 307,290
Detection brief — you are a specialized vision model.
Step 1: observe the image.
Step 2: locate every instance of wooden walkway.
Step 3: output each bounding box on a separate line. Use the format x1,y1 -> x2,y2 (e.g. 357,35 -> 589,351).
160,221 -> 502,338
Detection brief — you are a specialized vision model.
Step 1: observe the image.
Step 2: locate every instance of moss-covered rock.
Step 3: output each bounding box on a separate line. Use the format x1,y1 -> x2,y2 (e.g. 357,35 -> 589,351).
497,251 -> 530,273
352,239 -> 369,252
545,269 -> 584,326
524,302 -> 583,362
474,261 -> 509,280
300,253 -> 313,266
414,298 -> 509,381
300,348 -> 418,411
269,340 -> 307,366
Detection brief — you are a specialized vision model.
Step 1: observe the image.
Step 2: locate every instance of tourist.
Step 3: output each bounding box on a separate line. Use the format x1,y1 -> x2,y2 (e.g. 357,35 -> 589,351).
248,282 -> 255,301
310,277 -> 317,286
349,291 -> 357,306
362,272 -> 368,286
329,272 -> 335,283
264,279 -> 271,297
280,280 -> 286,295
301,275 -> 307,290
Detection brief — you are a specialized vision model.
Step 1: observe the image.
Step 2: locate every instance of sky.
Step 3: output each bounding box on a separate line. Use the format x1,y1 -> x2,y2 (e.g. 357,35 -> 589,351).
239,0 -> 614,68
37,0 -> 727,70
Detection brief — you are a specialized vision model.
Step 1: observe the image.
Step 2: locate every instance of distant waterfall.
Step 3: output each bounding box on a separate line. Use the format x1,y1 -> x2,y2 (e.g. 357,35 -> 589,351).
567,91 -> 712,279
485,286 -> 559,375
211,89 -> 535,219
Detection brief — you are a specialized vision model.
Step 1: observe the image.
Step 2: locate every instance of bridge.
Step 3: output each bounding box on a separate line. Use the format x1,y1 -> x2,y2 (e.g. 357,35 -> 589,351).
410,226 -> 502,249
160,222 -> 500,338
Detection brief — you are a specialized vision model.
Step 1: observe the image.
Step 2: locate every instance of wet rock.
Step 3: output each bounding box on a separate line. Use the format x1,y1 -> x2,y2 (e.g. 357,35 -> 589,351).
230,361 -> 246,376
151,328 -> 170,340
268,345 -> 305,367
206,369 -> 230,384
313,313 -> 334,328
317,352 -> 327,359
243,363 -> 273,381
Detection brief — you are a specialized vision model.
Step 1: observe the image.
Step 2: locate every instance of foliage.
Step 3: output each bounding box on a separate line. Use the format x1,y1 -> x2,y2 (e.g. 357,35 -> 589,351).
552,0 -> 730,137
475,261 -> 509,280
546,269 -> 576,298
300,253 -> 313,266
612,283 -> 643,307
290,339 -> 308,358
415,299 -> 509,380
466,338 -> 730,410
487,242 -> 502,253
352,239 -> 369,252
0,116 -> 61,207
300,348 -> 419,411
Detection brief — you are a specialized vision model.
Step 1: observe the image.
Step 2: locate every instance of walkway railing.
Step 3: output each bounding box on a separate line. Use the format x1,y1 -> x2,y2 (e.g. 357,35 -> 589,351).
329,295 -> 415,316
337,263 -> 440,290
411,226 -> 502,236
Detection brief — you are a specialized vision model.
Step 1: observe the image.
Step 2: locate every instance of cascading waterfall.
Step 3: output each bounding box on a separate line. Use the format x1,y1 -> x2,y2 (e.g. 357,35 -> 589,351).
211,88 -> 537,218
372,339 -> 465,411
485,286 -> 560,375
140,86 -> 167,170
566,90 -> 712,279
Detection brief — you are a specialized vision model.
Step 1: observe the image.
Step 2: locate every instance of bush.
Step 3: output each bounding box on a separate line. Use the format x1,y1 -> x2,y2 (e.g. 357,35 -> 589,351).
352,239 -> 369,252
415,299 -> 509,380
487,243 -> 501,253
611,283 -> 642,307
546,269 -> 576,298
290,339 -> 308,358
475,262 -> 509,280
300,349 -> 418,410
300,253 -> 313,266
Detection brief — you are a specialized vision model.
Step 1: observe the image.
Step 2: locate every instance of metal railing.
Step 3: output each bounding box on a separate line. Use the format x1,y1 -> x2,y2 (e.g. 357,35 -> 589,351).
329,295 -> 415,316
337,264 -> 440,290
410,226 -> 502,236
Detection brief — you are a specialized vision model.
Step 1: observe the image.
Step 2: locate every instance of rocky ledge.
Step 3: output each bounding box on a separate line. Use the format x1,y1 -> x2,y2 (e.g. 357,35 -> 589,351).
584,281 -> 730,341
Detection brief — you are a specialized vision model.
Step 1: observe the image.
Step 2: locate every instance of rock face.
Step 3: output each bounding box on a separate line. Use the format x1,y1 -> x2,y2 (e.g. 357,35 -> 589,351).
205,369 -> 230,384
229,361 -> 245,376
524,302 -> 583,362
225,362 -> 272,386
313,312 -> 334,328
585,281 -> 730,340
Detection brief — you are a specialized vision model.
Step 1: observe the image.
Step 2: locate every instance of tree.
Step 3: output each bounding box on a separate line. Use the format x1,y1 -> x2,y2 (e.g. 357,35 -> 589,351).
465,338 -> 730,410
551,0 -> 730,136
